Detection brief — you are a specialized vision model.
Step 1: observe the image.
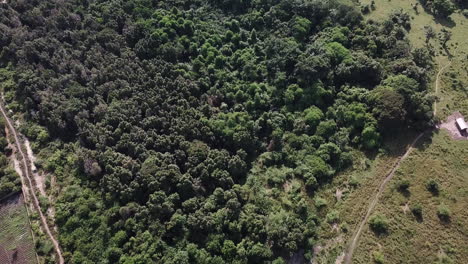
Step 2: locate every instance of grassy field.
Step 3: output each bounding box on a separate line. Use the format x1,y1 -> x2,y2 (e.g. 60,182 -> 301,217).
0,193 -> 37,264
313,1 -> 468,263
312,130 -> 421,263
352,130 -> 468,263
359,0 -> 468,119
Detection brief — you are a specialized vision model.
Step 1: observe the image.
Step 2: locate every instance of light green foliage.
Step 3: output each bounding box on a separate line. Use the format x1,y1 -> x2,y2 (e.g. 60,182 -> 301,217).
369,214 -> 389,234
326,42 -> 351,64
373,251 -> 385,263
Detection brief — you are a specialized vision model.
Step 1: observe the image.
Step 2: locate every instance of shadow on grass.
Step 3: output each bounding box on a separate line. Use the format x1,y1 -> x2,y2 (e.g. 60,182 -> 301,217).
434,16 -> 456,28
398,188 -> 411,198
414,213 -> 424,223
418,4 -> 456,28
438,215 -> 451,225
413,128 -> 437,151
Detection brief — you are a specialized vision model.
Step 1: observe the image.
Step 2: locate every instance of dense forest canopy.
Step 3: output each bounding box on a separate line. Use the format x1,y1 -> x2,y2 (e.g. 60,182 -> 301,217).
0,0 -> 435,263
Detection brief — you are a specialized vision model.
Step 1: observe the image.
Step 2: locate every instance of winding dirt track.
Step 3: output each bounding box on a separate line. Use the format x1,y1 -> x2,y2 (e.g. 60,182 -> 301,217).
342,60 -> 452,263
433,61 -> 451,117
0,102 -> 64,264
343,132 -> 425,264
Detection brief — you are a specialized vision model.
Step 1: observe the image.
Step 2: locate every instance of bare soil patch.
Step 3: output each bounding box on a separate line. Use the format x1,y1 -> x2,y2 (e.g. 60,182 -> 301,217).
23,139 -> 46,196
439,112 -> 468,140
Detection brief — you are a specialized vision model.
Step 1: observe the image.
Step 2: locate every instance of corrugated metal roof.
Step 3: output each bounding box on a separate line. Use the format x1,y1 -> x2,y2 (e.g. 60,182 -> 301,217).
456,118 -> 467,130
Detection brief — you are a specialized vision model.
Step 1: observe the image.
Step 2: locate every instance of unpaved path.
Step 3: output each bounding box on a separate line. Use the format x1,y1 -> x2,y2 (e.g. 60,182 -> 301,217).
341,56 -> 453,263
433,61 -> 451,117
343,132 -> 425,264
24,138 -> 47,196
0,102 -> 64,264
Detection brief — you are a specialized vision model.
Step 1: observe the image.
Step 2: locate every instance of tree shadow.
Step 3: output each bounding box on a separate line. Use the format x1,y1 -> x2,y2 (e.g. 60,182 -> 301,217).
398,188 -> 411,198
438,215 -> 451,225
414,213 -> 424,223
413,128 -> 436,152
418,4 -> 456,28
434,16 -> 456,29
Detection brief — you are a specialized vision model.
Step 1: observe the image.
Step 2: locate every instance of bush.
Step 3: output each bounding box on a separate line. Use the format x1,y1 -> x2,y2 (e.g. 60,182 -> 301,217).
437,204 -> 451,222
411,203 -> 423,218
463,10 -> 468,18
314,197 -> 328,209
397,178 -> 410,191
373,251 -> 385,264
326,210 -> 339,223
369,214 -> 389,234
349,175 -> 360,188
426,179 -> 440,195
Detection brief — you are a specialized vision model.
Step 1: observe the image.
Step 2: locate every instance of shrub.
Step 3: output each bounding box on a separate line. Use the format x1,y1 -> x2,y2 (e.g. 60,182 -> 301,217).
369,214 -> 389,234
373,251 -> 384,264
426,179 -> 440,195
340,222 -> 349,233
463,10 -> 468,18
397,178 -> 410,191
411,203 -> 423,218
437,204 -> 451,222
349,175 -> 360,188
326,210 -> 339,223
314,197 -> 328,209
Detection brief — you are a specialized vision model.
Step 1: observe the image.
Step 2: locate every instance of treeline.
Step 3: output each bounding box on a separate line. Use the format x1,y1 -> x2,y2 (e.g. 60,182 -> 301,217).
0,115 -> 21,198
0,0 -> 434,263
418,0 -> 467,18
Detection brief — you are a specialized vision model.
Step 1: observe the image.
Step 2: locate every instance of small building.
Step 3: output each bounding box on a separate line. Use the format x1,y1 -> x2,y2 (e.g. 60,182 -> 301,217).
456,117 -> 467,133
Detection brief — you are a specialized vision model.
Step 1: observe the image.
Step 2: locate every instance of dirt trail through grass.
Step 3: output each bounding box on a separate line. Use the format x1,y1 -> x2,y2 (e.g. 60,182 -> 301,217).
434,61 -> 451,117
343,132 -> 425,264
0,102 -> 64,264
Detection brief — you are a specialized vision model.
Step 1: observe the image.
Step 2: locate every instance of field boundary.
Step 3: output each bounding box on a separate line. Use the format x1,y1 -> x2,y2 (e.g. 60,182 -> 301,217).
0,100 -> 64,264
343,132 -> 425,264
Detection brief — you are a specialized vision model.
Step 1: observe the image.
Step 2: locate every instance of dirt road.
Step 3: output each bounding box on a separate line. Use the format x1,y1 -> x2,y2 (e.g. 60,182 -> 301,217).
0,102 -> 64,264
343,132 -> 425,264
433,61 -> 451,117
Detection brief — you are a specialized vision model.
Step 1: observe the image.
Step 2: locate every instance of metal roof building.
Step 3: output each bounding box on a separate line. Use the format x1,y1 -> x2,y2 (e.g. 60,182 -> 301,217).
456,118 -> 467,131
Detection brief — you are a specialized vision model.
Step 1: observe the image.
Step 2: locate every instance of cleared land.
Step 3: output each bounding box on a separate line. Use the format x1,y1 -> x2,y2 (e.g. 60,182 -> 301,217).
313,1 -> 468,263
0,102 -> 64,264
352,130 -> 468,263
0,193 -> 37,264
360,0 -> 468,119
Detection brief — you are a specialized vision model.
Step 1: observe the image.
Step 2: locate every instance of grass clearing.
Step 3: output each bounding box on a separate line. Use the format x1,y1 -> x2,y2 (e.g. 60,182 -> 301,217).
353,130 -> 468,263
314,2 -> 467,262
312,130 -> 420,263
360,0 -> 468,120
0,193 -> 37,264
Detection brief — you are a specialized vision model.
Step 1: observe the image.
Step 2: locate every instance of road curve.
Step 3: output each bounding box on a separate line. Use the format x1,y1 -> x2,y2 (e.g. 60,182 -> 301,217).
433,61 -> 451,117
343,132 -> 425,264
0,102 -> 64,264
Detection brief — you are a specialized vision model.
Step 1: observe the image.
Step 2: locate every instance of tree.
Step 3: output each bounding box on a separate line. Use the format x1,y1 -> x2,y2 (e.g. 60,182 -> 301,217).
424,25 -> 436,44
440,28 -> 452,48
432,0 -> 456,18
370,87 -> 406,130
303,106 -> 324,133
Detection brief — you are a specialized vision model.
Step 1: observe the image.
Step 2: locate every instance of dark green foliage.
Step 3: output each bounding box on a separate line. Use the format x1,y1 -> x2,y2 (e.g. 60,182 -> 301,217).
397,178 -> 410,191
369,214 -> 389,234
437,204 -> 451,222
0,121 -> 21,198
426,178 -> 440,195
419,0 -> 456,18
0,0 -> 433,262
411,203 -> 423,219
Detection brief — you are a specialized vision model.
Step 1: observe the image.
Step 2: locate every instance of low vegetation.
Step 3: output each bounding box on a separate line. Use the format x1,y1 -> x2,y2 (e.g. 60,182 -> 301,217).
0,195 -> 37,264
353,131 -> 468,263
